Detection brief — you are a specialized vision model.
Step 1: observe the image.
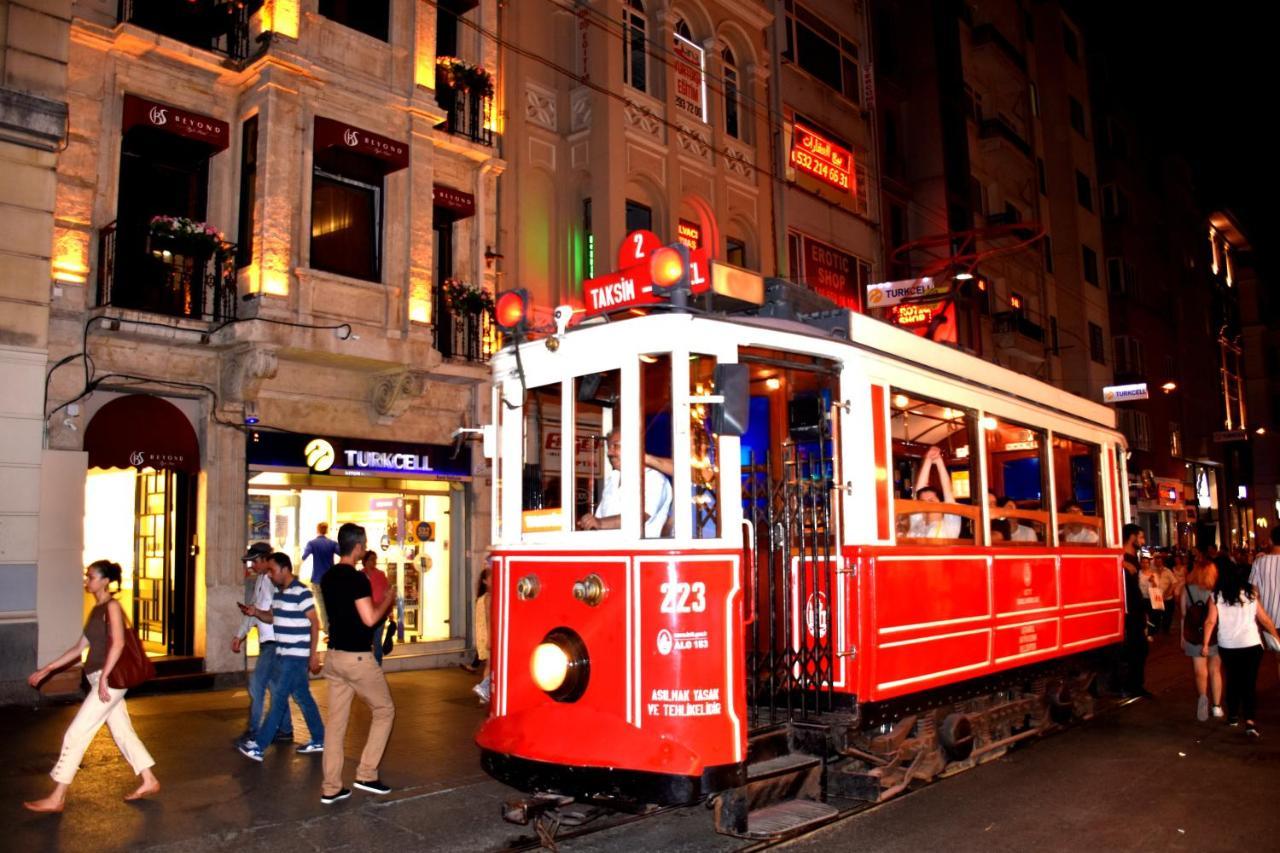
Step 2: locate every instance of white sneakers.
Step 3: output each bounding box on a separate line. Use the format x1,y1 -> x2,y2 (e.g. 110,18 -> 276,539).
472,676 -> 491,704
1211,705 -> 1225,719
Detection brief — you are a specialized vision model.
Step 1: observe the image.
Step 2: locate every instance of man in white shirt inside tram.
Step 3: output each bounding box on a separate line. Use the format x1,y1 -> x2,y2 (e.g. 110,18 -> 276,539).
578,430 -> 673,537
1060,500 -> 1100,544
906,446 -> 963,539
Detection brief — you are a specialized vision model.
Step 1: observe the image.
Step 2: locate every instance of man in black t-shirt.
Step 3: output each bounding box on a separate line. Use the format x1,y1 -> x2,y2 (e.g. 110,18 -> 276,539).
317,523 -> 397,805
1120,523 -> 1151,698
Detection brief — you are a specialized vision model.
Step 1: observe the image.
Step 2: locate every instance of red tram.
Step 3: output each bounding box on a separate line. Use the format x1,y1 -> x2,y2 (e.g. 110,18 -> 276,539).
475,282 -> 1128,838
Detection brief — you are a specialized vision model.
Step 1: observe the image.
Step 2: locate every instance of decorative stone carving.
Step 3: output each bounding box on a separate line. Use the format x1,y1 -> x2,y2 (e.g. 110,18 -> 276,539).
525,82 -> 557,131
725,144 -> 755,180
220,346 -> 278,405
371,368 -> 431,423
676,121 -> 711,161
570,87 -> 592,132
624,100 -> 662,140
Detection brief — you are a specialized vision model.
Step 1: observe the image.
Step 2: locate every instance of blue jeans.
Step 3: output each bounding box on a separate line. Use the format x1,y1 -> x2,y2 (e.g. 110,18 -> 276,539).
372,619 -> 386,665
248,642 -> 293,741
256,655 -> 325,747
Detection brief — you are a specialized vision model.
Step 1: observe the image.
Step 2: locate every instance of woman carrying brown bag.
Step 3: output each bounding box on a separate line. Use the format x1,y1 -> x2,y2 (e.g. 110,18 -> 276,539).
23,560 -> 160,813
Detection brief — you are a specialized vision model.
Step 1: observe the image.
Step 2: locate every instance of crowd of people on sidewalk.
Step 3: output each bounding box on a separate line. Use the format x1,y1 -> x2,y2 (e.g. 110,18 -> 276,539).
1120,523 -> 1280,738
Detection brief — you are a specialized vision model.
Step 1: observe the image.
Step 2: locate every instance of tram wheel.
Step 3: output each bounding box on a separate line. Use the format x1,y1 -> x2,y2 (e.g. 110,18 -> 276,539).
939,713 -> 974,761
1048,682 -> 1075,724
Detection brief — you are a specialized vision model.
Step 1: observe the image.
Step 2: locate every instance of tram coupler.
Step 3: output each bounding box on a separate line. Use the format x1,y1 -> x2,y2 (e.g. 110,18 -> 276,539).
502,793 -> 574,825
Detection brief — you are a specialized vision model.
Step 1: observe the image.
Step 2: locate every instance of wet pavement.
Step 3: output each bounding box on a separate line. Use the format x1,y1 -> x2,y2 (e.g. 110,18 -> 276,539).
4,638 -> 1279,853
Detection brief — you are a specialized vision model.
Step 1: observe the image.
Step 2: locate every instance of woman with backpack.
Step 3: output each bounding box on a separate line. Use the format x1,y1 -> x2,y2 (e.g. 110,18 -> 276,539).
1203,562 -> 1280,737
1181,557 -> 1223,721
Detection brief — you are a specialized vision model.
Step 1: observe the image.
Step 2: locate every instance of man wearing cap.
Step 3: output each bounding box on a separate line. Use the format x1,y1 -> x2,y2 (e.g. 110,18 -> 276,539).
232,542 -> 294,748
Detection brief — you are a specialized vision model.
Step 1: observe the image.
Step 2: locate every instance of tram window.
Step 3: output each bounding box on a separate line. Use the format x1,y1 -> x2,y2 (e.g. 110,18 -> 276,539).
639,354 -> 674,538
1053,436 -> 1103,545
890,391 -> 978,544
690,354 -> 721,538
572,369 -> 621,532
521,383 -> 564,532
983,417 -> 1049,545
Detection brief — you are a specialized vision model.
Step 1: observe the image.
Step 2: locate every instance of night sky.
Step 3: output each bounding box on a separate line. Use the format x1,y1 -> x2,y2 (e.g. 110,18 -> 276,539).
1087,3 -> 1273,273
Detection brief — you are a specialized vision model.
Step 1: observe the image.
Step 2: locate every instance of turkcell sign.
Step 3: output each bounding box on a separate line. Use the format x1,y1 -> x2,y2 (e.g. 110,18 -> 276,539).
1102,383 -> 1149,403
582,247 -> 711,315
865,277 -> 945,308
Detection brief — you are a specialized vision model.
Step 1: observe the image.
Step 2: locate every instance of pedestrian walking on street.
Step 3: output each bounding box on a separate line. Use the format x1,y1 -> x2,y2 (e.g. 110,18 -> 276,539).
319,523 -> 397,804
233,542 -> 293,749
1203,562 -> 1280,737
360,551 -> 392,665
238,553 -> 326,761
1180,556 -> 1223,721
1249,526 -> 1280,680
23,560 -> 160,813
1119,524 -> 1151,698
303,522 -> 339,631
472,565 -> 492,704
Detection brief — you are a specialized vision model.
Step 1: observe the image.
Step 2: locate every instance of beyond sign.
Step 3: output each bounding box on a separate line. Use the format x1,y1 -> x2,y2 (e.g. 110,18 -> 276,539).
790,123 -> 855,193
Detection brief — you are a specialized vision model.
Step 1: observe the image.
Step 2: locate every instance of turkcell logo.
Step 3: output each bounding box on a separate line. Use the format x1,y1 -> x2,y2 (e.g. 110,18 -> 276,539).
305,438 -> 337,471
1102,383 -> 1149,403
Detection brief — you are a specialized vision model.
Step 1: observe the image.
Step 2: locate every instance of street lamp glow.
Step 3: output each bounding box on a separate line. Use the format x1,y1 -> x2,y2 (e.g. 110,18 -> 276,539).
954,272 -> 974,281
1257,427 -> 1267,435
1161,381 -> 1177,392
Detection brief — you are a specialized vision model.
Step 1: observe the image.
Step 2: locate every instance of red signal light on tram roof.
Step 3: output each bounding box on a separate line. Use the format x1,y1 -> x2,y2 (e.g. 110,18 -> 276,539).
495,289 -> 529,332
650,245 -> 689,291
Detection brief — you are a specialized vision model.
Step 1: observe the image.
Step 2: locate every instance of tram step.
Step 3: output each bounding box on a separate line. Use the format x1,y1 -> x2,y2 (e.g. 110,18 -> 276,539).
713,752 -> 825,836
745,726 -> 791,765
745,800 -> 840,840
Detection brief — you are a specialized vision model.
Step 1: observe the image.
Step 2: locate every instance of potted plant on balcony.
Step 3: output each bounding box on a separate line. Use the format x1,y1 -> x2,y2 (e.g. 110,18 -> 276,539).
435,56 -> 494,99
149,215 -> 223,257
441,278 -> 494,315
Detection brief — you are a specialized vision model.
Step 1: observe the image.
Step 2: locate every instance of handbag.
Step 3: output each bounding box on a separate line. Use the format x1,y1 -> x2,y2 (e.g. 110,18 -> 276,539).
382,620 -> 396,656
104,604 -> 157,690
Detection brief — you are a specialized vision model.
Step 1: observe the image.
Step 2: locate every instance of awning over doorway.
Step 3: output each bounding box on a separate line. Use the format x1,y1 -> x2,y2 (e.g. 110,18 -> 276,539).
85,395 -> 201,474
122,94 -> 230,152
314,116 -> 409,175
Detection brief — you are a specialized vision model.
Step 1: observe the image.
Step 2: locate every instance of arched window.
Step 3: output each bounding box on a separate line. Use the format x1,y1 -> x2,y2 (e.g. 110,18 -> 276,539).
674,18 -> 692,40
623,0 -> 648,93
722,47 -> 741,140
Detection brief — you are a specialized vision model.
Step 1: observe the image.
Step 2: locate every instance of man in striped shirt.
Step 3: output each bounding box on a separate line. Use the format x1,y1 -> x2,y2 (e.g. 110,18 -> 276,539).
238,553 -> 326,761
1251,527 -> 1280,680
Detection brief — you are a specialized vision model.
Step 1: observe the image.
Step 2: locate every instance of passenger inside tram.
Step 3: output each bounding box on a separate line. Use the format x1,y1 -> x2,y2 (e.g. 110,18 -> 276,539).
577,429 -> 673,536
906,446 -> 963,539
891,390 -> 976,543
1060,500 -> 1101,544
1050,436 -> 1104,546
1004,498 -> 1042,542
983,417 -> 1049,545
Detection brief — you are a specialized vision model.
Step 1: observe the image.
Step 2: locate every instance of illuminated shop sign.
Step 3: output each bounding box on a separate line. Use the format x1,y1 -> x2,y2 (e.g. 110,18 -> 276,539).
673,33 -> 707,121
1102,383 -> 1149,403
891,302 -> 936,327
797,234 -> 861,310
790,123 -> 855,193
677,219 -> 703,250
866,277 -> 950,308
247,432 -> 471,478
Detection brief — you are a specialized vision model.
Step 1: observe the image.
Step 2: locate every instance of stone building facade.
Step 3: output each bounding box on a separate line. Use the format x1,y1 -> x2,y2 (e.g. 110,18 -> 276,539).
26,0 -> 502,689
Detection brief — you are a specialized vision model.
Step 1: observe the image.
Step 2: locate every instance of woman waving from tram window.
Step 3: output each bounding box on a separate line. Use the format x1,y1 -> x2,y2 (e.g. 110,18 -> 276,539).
907,446 -> 962,539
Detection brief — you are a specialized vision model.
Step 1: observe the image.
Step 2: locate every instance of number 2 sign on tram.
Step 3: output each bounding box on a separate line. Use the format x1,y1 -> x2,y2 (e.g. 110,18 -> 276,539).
586,230 -> 711,314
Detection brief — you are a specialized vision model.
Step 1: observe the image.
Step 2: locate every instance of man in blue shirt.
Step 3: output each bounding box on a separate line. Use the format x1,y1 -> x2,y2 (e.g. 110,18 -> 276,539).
238,552 -> 325,760
303,522 -> 339,629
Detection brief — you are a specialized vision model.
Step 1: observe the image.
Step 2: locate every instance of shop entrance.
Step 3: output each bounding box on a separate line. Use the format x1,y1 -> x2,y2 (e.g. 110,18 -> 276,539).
248,473 -> 462,646
83,395 -> 201,657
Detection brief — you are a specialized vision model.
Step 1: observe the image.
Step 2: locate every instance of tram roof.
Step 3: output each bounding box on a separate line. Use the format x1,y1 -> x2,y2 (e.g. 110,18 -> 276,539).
496,308 -> 1118,432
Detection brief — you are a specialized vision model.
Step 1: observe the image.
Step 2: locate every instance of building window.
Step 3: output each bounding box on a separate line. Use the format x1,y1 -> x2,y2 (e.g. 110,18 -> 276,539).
1069,96 -> 1087,136
1081,245 -> 1099,285
1113,335 -> 1144,375
1118,409 -> 1150,452
625,199 -> 652,234
723,47 -> 742,140
1088,321 -> 1105,364
434,0 -> 478,58
1075,171 -> 1093,211
1063,22 -> 1079,62
1107,257 -> 1136,296
1101,184 -> 1126,221
622,0 -> 648,93
784,1 -> 861,103
1010,290 -> 1024,313
1043,234 -> 1054,273
1170,422 -> 1182,458
311,169 -> 382,282
1037,158 -> 1048,195
319,0 -> 390,42
1030,82 -> 1040,117
726,236 -> 747,268
235,115 -> 258,269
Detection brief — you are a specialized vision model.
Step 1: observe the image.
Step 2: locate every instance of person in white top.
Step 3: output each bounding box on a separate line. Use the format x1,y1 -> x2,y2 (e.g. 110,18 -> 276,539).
1059,501 -> 1100,544
1250,526 -> 1280,682
1003,499 -> 1039,543
1203,562 -> 1280,737
578,431 -> 673,538
905,446 -> 962,540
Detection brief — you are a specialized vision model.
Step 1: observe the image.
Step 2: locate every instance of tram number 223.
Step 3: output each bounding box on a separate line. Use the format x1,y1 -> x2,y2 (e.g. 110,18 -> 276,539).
660,581 -> 707,614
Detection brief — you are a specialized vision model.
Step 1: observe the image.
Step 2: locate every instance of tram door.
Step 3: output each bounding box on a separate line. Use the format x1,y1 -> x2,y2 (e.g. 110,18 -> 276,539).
738,347 -> 842,727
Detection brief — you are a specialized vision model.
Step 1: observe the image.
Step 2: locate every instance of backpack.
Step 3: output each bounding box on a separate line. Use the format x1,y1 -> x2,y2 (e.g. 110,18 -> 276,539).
1182,592 -> 1216,646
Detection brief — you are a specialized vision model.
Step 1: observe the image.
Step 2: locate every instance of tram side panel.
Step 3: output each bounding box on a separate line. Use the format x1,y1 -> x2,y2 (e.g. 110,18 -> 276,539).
847,547 -> 1125,703
477,551 -> 746,802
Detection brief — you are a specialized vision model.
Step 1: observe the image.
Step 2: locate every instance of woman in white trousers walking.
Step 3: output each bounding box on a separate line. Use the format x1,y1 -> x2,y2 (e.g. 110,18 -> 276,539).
23,560 -> 160,813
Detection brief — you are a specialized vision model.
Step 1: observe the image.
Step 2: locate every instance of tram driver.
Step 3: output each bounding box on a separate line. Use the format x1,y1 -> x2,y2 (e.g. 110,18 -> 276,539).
578,430 -> 673,537
906,446 -> 963,539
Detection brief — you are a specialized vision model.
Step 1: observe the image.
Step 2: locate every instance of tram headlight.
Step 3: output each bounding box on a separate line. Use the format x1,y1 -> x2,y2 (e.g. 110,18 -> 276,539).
530,628 -> 590,702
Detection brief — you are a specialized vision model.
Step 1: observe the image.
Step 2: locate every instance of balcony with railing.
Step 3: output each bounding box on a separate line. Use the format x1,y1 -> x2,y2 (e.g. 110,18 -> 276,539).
435,58 -> 494,146
993,310 -> 1045,343
979,114 -> 1032,159
98,221 -> 238,322
432,280 -> 494,362
117,0 -> 252,60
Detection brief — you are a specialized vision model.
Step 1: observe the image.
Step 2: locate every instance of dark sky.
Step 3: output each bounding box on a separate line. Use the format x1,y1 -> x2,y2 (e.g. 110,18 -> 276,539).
1086,3 -> 1274,271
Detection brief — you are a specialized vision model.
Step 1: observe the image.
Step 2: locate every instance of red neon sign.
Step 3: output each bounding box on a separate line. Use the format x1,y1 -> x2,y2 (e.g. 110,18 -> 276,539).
677,219 -> 702,250
583,247 -> 711,315
790,123 -> 855,193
